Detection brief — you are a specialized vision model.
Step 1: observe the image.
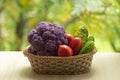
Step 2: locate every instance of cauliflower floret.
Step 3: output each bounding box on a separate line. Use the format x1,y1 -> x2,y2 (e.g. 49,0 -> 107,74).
27,22 -> 68,56
28,46 -> 37,54
27,29 -> 37,43
42,31 -> 57,40
31,36 -> 44,50
45,40 -> 57,52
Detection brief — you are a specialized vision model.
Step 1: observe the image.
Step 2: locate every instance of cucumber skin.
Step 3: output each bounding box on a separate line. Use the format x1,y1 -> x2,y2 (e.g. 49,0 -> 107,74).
79,41 -> 94,54
87,36 -> 95,42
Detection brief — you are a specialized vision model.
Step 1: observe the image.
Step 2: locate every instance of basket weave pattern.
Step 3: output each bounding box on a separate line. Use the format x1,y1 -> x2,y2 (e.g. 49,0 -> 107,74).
23,48 -> 96,75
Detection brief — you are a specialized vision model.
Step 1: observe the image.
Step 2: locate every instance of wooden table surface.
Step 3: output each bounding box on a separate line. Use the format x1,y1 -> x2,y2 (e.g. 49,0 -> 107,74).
0,51 -> 120,80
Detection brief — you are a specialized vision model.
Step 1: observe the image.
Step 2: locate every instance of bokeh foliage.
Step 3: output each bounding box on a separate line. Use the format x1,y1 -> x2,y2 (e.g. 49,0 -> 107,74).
0,0 -> 120,52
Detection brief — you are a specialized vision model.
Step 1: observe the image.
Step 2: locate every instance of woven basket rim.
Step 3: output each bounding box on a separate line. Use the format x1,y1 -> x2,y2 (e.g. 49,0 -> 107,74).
23,45 -> 97,59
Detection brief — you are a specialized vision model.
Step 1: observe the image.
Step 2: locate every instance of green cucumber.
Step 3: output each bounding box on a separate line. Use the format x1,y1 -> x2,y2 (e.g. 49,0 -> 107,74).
79,41 -> 94,54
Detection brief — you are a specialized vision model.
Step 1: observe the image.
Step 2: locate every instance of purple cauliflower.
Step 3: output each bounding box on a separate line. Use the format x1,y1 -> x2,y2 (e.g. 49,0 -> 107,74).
27,22 -> 68,56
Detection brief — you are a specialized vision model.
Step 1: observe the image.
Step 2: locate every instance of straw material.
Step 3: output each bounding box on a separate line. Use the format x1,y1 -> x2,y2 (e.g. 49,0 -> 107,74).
23,47 -> 97,75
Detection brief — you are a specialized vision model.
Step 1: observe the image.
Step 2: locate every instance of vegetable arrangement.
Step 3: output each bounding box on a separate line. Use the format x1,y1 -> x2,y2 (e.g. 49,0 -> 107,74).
27,22 -> 95,57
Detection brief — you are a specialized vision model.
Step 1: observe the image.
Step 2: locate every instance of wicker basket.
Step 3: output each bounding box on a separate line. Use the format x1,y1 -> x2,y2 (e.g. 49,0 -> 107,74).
23,47 -> 97,75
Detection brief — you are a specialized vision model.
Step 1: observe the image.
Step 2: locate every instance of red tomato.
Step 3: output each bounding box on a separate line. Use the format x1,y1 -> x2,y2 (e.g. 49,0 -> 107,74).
58,45 -> 73,57
69,37 -> 83,55
65,32 -> 74,44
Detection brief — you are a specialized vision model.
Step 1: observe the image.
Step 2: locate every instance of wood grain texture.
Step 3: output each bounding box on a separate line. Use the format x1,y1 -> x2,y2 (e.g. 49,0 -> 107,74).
0,52 -> 120,80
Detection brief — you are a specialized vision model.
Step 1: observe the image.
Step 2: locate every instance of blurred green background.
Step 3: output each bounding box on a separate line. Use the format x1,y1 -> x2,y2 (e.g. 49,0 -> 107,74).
0,0 -> 120,52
